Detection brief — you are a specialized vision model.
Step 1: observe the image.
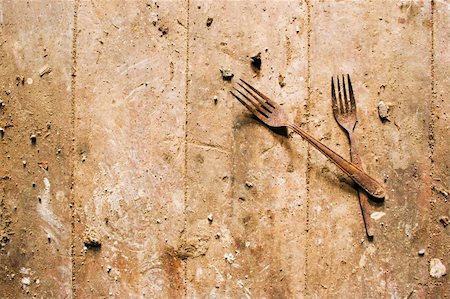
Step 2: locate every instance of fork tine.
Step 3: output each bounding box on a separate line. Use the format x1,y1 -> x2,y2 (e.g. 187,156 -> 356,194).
331,77 -> 339,116
236,82 -> 272,113
337,76 -> 345,114
231,90 -> 268,121
230,90 -> 255,113
347,74 -> 356,113
233,87 -> 268,117
239,79 -> 276,108
342,74 -> 350,113
232,88 -> 269,118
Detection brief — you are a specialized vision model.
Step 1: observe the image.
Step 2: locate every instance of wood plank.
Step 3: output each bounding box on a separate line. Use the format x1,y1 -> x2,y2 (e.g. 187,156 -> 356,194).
428,1 -> 450,296
308,0 -> 432,297
187,0 -> 308,297
73,1 -> 187,297
0,1 -> 73,297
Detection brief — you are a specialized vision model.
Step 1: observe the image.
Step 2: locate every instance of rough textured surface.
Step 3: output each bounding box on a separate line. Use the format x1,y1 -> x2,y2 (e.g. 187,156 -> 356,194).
186,1 -> 308,297
0,0 -> 448,298
0,1 -> 73,298
308,1 -> 433,297
428,0 -> 450,296
73,1 -> 187,297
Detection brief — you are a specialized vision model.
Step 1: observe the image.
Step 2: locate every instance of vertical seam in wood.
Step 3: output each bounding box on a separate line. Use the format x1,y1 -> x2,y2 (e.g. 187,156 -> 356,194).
304,0 -> 312,296
429,1 -> 435,162
427,0 -> 436,292
70,0 -> 79,298
183,0 -> 190,296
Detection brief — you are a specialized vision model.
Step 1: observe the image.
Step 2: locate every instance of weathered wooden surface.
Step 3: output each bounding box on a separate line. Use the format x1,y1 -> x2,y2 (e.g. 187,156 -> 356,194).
308,1 -> 433,297
186,1 -> 308,297
0,1 -> 73,298
0,0 -> 448,298
73,0 -> 187,297
428,0 -> 450,296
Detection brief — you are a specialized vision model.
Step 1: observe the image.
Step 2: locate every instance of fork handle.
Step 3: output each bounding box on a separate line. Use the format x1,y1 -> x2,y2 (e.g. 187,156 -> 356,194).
288,123 -> 385,199
348,132 -> 375,238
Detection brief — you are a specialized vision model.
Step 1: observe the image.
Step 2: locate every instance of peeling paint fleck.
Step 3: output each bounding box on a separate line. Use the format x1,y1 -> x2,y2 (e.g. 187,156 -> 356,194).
430,258 -> 447,278
370,211 -> 386,220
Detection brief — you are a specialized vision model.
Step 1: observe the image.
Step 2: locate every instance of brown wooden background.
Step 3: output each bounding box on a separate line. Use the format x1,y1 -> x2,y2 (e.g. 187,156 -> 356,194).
0,0 -> 448,298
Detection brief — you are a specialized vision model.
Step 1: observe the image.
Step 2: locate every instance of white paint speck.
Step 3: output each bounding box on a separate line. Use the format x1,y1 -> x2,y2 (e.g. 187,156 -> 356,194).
37,178 -> 64,232
370,211 -> 386,220
224,253 -> 235,264
21,277 -> 31,285
430,258 -> 447,278
20,267 -> 30,275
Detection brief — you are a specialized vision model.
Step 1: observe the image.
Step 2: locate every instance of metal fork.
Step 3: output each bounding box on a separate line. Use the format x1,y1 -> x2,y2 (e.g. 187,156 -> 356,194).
331,74 -> 374,238
231,79 -> 385,200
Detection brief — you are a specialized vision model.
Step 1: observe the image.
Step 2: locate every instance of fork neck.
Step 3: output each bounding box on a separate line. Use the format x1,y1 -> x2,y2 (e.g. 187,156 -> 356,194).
347,132 -> 363,166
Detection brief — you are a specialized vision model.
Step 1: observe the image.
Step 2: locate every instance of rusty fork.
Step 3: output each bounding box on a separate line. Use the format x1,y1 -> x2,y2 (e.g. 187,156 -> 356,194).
331,74 -> 374,238
230,79 -> 385,200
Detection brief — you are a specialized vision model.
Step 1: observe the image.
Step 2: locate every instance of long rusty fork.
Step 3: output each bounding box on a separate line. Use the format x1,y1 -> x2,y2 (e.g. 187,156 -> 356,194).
332,74 -> 374,238
231,79 -> 385,199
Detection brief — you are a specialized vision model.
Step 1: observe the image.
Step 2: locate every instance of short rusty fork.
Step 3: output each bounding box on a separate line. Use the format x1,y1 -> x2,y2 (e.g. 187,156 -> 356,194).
331,74 -> 375,238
